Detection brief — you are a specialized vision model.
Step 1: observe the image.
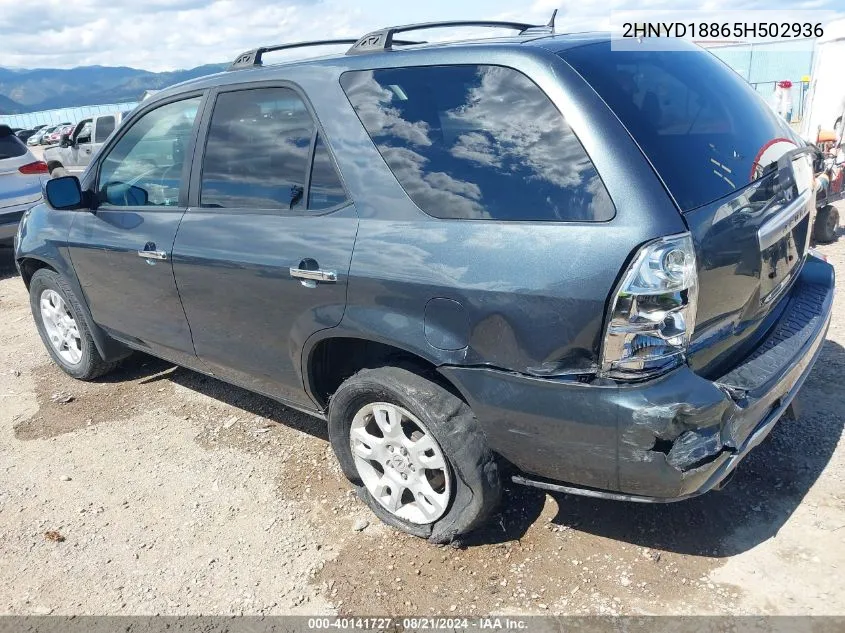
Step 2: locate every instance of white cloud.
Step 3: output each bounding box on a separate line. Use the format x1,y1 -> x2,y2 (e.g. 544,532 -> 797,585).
0,0 -> 842,70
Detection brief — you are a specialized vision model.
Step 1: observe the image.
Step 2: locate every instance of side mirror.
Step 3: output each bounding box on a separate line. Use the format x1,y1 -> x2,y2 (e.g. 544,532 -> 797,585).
44,176 -> 84,210
102,181 -> 149,207
60,133 -> 71,148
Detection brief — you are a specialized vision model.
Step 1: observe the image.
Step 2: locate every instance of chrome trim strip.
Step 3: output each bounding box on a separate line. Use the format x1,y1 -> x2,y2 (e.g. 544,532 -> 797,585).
137,250 -> 167,261
511,475 -> 679,503
757,188 -> 811,251
289,268 -> 337,283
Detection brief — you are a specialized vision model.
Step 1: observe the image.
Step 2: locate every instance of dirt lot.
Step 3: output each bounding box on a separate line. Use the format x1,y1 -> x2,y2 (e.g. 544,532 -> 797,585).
1,208 -> 844,617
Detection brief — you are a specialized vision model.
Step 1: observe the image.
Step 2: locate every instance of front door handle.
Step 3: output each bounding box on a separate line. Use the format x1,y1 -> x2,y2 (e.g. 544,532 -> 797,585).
138,250 -> 167,261
289,268 -> 337,283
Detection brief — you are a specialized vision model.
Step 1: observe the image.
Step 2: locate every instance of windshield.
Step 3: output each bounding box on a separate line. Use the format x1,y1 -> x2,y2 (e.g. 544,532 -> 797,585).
560,40 -> 803,211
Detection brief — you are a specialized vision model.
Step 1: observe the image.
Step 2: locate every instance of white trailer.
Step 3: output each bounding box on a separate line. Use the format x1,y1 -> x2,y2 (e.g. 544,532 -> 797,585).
800,18 -> 845,143
798,19 -> 844,243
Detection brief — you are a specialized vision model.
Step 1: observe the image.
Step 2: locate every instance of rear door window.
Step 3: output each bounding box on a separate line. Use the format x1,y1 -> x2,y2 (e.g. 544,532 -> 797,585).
201,87 -> 315,210
200,87 -> 348,212
561,41 -> 803,211
340,64 -> 613,222
95,115 -> 116,143
307,134 -> 347,210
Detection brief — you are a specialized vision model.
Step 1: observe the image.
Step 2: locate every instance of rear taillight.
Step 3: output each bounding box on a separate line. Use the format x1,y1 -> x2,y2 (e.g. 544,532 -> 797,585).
600,233 -> 698,379
19,161 -> 49,175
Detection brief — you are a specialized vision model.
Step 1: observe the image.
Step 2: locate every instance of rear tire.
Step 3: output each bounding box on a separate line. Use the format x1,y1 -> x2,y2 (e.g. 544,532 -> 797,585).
29,269 -> 124,380
814,204 -> 839,244
328,366 -> 501,543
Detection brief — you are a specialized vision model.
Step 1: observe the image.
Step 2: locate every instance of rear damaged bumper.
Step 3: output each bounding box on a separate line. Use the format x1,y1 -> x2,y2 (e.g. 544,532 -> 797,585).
440,256 -> 835,501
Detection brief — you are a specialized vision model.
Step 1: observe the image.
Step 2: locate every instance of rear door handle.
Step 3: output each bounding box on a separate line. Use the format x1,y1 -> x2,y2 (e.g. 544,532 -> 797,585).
289,268 -> 337,283
138,250 -> 167,261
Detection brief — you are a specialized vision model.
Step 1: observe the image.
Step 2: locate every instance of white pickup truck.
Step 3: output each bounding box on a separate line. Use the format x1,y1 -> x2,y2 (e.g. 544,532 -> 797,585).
43,110 -> 131,178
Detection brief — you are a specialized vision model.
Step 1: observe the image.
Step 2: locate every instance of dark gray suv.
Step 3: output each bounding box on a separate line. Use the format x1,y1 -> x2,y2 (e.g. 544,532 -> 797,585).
15,19 -> 835,543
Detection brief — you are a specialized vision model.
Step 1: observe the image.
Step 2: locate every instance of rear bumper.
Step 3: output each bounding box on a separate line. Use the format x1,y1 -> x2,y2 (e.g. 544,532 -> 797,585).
440,255 -> 835,501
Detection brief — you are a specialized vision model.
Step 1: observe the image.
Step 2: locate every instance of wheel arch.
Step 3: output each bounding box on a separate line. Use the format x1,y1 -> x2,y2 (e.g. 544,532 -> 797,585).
302,333 -> 467,411
18,256 -> 57,290
18,255 -> 129,362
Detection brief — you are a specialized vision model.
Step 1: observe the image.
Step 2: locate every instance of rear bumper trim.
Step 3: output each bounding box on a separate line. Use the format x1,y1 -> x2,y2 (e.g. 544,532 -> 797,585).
512,475 -> 683,503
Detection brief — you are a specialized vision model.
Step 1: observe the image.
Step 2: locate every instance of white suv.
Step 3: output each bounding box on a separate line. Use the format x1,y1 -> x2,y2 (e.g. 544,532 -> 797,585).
0,125 -> 47,246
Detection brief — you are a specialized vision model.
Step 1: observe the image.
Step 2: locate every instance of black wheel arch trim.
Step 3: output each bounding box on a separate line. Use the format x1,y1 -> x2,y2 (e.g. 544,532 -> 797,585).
299,324 -> 462,411
18,254 -> 128,362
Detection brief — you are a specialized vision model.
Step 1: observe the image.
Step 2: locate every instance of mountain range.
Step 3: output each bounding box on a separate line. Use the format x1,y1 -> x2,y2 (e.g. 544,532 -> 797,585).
0,64 -> 227,114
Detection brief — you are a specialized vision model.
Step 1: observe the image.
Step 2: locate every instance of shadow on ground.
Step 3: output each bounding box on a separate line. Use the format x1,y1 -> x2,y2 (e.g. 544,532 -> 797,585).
0,248 -> 18,281
103,353 -> 329,442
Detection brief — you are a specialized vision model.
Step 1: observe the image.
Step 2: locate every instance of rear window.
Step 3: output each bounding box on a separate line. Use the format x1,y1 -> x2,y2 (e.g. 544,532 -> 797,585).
561,42 -> 802,211
0,135 -> 27,160
340,64 -> 614,222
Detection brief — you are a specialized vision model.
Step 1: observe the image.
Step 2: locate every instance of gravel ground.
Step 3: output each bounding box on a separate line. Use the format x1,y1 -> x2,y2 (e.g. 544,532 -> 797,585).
0,206 -> 843,616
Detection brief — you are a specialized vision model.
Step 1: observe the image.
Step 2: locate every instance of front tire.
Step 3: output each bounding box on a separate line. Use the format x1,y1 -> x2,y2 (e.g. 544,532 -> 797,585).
29,269 -> 122,380
328,366 -> 501,543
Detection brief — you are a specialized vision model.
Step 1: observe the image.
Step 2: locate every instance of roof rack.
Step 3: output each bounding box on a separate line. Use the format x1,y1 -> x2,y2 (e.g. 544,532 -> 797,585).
228,38 -> 426,70
228,12 -> 558,69
346,13 -> 557,55
229,40 -> 357,70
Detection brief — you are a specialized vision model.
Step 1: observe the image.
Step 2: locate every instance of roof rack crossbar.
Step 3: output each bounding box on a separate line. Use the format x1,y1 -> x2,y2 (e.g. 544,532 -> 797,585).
346,19 -> 547,55
228,38 -> 424,70
228,40 -> 357,70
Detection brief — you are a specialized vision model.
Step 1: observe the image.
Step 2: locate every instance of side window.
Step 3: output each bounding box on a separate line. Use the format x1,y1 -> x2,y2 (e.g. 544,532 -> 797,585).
340,65 -> 614,222
94,115 -> 116,143
308,134 -> 347,210
74,121 -> 92,143
201,87 -> 315,210
98,97 -> 201,207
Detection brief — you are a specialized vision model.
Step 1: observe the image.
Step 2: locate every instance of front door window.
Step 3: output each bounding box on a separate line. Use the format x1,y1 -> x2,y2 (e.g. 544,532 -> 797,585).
98,97 -> 201,207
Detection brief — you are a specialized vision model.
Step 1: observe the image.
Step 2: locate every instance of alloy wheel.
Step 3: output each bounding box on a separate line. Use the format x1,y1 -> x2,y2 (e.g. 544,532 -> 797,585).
40,289 -> 82,366
349,402 -> 452,524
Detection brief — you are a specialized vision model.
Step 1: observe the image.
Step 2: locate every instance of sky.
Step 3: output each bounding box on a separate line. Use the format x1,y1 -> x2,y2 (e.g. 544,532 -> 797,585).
0,0 -> 842,71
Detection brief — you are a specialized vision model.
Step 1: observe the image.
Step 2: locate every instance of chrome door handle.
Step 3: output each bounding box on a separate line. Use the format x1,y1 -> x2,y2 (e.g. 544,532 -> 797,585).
289,268 -> 337,283
138,250 -> 168,261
